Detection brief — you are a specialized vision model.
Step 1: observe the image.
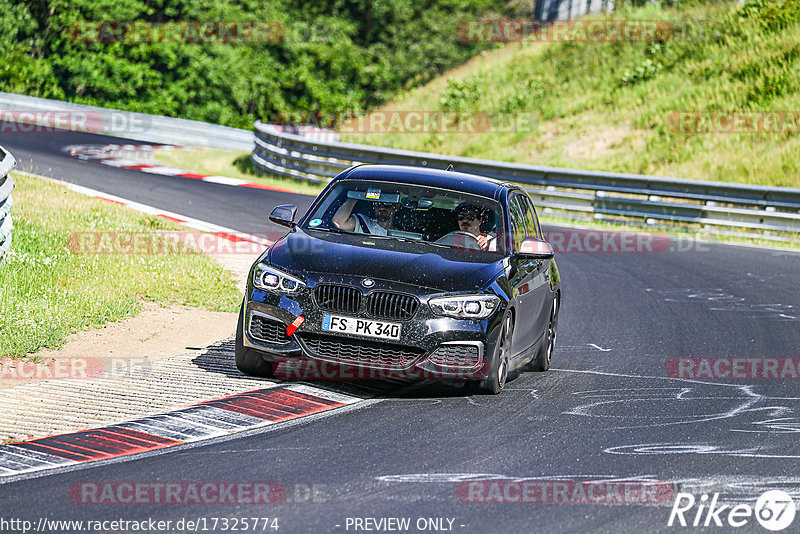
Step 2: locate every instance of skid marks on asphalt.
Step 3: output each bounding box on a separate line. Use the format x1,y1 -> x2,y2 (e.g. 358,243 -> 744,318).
649,287 -> 799,321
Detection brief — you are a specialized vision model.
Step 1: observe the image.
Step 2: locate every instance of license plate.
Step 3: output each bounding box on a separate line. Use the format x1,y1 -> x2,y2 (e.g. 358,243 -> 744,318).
322,314 -> 401,341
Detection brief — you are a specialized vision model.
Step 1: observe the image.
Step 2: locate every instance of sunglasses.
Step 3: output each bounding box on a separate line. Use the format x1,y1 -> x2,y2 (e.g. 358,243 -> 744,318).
457,213 -> 479,222
375,202 -> 395,208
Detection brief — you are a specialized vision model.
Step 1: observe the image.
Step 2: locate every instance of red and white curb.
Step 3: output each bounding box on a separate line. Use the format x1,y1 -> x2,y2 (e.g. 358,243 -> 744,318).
0,384 -> 361,479
63,144 -> 294,193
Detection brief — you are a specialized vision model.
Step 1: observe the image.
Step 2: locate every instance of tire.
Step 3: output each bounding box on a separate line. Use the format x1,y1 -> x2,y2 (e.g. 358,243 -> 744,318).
235,301 -> 276,378
472,311 -> 513,395
528,295 -> 558,372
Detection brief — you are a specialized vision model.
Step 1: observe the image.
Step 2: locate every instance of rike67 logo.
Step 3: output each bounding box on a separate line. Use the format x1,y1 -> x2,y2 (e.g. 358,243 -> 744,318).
668,491 -> 796,531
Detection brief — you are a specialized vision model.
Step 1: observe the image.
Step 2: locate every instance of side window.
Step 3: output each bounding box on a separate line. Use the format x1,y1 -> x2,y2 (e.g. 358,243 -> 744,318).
508,196 -> 527,251
520,195 -> 541,239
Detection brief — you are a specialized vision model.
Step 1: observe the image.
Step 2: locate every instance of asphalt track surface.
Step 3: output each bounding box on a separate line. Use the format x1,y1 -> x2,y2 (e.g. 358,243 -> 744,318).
2,129 -> 800,533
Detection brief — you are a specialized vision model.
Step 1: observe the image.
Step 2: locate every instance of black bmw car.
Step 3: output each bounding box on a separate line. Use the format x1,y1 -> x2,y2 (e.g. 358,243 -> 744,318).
236,164 -> 561,394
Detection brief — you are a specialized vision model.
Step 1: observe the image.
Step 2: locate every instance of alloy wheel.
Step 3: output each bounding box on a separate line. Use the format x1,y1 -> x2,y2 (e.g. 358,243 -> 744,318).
497,313 -> 513,389
546,297 -> 558,366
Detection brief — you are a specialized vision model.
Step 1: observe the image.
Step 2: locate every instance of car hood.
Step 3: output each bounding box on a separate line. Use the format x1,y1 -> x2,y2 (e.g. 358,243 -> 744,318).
267,229 -> 504,292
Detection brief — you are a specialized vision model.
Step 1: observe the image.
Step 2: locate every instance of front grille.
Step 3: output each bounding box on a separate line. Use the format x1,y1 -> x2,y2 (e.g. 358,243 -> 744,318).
428,344 -> 482,369
297,333 -> 425,370
367,292 -> 419,320
249,315 -> 291,345
314,284 -> 362,314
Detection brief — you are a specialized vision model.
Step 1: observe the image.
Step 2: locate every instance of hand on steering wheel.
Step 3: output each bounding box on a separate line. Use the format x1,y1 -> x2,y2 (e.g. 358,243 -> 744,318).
449,230 -> 480,241
436,230 -> 485,250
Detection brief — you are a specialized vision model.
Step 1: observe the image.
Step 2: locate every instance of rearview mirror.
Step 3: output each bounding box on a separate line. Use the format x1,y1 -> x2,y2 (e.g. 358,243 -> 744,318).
269,205 -> 298,228
401,197 -> 435,210
517,237 -> 554,259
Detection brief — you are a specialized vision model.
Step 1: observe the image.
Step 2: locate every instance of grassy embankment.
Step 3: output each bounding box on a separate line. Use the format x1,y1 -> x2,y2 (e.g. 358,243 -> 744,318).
0,173 -> 240,359
344,0 -> 800,188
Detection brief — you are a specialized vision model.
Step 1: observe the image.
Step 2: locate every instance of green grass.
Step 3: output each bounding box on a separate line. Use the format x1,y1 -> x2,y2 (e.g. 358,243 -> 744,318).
152,149 -> 326,197
0,172 -> 241,359
342,0 -> 800,188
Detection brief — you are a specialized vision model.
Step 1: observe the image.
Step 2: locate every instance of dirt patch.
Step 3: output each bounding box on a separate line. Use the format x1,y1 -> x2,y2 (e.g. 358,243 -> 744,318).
527,120 -> 563,157
0,303 -> 237,390
564,123 -> 644,161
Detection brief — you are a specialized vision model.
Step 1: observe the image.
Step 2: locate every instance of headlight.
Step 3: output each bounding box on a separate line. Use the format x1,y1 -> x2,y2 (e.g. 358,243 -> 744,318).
429,294 -> 500,319
253,263 -> 305,294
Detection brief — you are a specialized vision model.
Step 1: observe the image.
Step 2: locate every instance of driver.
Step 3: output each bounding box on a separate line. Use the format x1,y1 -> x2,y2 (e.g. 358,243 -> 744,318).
333,197 -> 400,235
455,203 -> 496,251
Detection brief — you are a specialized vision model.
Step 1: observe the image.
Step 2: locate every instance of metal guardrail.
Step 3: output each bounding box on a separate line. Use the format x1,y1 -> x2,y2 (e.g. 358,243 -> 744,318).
0,145 -> 17,261
252,121 -> 800,234
535,0 -> 614,21
0,92 -> 253,150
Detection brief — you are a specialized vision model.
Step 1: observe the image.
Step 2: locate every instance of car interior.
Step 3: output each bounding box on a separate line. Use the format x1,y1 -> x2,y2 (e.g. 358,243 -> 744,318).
320,196 -> 498,242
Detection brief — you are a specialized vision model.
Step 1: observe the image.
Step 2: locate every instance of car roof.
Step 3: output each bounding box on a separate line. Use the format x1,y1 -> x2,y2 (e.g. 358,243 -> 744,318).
337,164 -> 509,199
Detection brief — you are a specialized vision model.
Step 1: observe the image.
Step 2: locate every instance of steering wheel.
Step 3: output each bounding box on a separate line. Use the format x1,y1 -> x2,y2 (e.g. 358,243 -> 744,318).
435,231 -> 483,250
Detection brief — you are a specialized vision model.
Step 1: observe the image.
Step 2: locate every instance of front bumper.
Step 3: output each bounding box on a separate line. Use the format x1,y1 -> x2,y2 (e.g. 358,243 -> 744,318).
243,276 -> 504,380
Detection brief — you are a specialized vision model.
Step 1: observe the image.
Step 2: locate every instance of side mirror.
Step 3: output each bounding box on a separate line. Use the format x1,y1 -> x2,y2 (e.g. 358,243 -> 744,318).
269,205 -> 298,228
517,237 -> 554,259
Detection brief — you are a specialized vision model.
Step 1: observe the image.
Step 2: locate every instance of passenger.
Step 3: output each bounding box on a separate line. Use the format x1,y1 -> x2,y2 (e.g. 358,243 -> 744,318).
333,197 -> 400,235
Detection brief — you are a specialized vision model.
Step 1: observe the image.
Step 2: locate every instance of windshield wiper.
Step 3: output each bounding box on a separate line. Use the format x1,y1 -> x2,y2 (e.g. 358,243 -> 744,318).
369,234 -> 452,249
305,226 -> 348,235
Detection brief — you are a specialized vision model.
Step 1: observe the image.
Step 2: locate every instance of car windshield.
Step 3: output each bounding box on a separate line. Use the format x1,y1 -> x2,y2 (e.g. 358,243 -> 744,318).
302,180 -> 506,254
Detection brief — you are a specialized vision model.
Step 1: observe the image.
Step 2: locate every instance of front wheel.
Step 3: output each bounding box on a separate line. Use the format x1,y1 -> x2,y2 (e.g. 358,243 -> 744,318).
235,301 -> 276,378
471,311 -> 513,395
